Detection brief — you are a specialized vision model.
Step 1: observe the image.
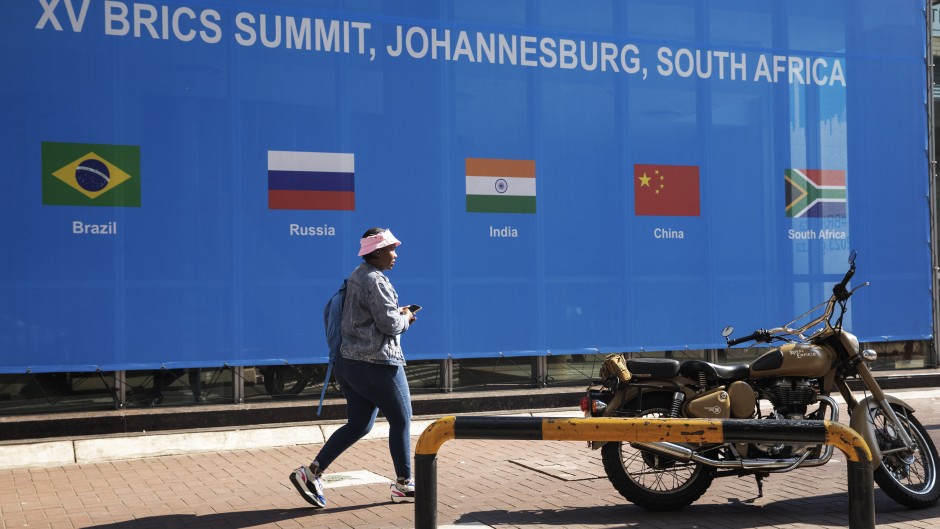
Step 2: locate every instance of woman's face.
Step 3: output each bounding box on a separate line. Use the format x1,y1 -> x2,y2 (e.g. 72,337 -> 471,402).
371,245 -> 398,270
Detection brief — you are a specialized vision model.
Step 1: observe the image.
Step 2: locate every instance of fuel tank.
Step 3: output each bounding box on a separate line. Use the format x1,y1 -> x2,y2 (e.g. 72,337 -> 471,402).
749,343 -> 834,378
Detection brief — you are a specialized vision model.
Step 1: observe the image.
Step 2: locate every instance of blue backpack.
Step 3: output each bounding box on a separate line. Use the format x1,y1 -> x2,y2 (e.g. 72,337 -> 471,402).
317,280 -> 347,415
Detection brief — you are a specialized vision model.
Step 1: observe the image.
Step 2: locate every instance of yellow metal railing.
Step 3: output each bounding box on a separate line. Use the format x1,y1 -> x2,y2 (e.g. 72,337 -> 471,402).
414,416 -> 873,529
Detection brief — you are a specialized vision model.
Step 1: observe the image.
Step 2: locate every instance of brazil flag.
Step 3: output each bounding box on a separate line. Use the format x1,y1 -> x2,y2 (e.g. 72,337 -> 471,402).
42,142 -> 141,207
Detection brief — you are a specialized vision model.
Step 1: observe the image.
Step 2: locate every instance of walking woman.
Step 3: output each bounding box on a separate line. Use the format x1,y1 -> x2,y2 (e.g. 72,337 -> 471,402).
290,227 -> 417,507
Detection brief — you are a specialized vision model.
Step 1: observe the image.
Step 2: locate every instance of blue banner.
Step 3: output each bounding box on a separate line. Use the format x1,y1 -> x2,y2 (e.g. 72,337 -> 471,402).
0,0 -> 931,372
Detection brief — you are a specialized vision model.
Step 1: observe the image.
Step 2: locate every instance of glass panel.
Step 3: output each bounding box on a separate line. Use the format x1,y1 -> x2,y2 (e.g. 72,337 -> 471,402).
123,368 -> 234,407
240,364 -> 332,403
239,360 -> 443,403
716,347 -> 766,365
0,371 -> 118,415
638,350 -> 708,362
862,340 -> 931,371
453,357 -> 537,390
546,353 -> 605,386
405,361 -> 443,394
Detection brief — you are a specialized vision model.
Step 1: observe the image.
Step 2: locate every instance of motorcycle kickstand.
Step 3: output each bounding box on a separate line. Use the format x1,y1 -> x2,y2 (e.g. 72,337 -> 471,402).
738,473 -> 766,504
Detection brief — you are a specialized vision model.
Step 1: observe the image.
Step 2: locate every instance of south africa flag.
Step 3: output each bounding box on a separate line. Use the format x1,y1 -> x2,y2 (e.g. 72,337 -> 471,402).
785,169 -> 846,218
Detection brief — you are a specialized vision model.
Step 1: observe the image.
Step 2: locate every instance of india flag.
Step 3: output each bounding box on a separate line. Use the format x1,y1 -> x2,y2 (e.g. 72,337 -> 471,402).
465,157 -> 536,214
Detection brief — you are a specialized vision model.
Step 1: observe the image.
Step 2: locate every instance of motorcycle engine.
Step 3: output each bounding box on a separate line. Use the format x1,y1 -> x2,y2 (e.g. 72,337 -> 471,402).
753,378 -> 818,458
765,377 -> 817,419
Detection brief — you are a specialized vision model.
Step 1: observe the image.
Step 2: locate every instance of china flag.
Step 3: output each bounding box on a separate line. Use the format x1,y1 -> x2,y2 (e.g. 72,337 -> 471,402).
633,164 -> 700,216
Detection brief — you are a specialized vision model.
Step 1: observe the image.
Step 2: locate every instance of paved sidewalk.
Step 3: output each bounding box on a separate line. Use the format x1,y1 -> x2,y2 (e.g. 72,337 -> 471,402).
1,388 -> 939,529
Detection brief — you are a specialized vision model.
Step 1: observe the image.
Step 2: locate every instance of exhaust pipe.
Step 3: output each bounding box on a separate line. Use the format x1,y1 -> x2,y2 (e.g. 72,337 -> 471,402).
628,398 -> 839,470
629,441 -> 834,471
630,441 -> 694,461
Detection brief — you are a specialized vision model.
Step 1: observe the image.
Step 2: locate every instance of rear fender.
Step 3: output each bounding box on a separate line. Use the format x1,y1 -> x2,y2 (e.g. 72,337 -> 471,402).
849,394 -> 915,468
601,380 -> 690,417
589,382 -> 689,449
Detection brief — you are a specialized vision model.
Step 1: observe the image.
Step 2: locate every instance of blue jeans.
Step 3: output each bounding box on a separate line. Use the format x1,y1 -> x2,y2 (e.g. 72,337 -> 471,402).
314,357 -> 413,480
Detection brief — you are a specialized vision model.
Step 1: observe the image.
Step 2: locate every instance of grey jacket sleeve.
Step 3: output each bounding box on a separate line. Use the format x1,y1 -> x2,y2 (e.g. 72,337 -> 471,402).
368,277 -> 409,336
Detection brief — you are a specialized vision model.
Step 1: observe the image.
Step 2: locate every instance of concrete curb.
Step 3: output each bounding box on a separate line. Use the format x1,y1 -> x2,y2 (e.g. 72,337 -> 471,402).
0,411 -> 578,470
0,440 -> 74,469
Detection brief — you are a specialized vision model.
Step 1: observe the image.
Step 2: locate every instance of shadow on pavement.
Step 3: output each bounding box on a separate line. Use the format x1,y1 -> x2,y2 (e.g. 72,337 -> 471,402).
453,490 -> 940,528
85,503 -> 390,529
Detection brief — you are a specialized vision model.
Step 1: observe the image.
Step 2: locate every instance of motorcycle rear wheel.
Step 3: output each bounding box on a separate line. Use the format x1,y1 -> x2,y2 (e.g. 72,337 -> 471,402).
600,392 -> 716,510
871,404 -> 940,508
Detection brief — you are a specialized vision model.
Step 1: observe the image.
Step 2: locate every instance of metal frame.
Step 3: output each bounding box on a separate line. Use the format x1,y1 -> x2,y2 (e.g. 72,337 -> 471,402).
233,366 -> 245,403
113,370 -> 126,409
929,0 -> 940,367
440,358 -> 454,393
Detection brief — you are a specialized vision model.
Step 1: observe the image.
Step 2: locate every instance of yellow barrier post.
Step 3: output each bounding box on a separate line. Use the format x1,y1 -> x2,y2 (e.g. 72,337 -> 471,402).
414,417 -> 873,529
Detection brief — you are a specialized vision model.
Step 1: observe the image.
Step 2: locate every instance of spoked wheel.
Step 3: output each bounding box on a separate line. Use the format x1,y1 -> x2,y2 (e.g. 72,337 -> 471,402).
871,404 -> 940,508
600,392 -> 715,510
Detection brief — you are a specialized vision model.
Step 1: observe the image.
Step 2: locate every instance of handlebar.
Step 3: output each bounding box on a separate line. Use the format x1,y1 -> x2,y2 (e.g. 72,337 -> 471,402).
726,334 -> 756,346
725,258 -> 868,347
832,262 -> 855,301
726,329 -> 772,346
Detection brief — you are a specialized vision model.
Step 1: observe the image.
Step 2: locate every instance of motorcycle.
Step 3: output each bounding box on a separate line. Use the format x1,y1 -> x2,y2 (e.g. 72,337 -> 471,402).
582,250 -> 940,510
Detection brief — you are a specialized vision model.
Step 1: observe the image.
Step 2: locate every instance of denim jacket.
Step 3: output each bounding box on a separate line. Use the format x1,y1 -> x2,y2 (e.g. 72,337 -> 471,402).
340,262 -> 409,365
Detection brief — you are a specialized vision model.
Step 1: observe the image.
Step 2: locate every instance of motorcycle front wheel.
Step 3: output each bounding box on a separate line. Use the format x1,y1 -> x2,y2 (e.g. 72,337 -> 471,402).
871,404 -> 940,508
600,392 -> 716,511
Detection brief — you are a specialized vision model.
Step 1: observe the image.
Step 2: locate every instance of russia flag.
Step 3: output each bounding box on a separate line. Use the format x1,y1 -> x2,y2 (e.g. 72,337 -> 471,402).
267,151 -> 355,210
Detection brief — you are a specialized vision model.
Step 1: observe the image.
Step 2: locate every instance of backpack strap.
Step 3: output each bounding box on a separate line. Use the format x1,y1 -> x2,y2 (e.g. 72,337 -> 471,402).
316,360 -> 333,416
317,280 -> 347,416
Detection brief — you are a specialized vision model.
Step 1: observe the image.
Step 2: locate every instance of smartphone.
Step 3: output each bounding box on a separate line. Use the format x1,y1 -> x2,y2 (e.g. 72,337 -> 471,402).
407,304 -> 422,313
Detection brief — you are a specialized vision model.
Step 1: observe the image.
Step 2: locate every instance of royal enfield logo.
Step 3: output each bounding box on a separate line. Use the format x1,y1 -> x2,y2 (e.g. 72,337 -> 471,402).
705,406 -> 722,415
789,350 -> 818,359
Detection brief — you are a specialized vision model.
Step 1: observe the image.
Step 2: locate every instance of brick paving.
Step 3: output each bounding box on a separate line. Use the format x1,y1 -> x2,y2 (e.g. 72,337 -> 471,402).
1,388 -> 939,528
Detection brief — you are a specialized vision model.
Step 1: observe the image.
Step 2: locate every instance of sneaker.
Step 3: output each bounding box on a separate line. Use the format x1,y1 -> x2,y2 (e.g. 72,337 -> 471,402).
390,478 -> 415,503
289,465 -> 326,508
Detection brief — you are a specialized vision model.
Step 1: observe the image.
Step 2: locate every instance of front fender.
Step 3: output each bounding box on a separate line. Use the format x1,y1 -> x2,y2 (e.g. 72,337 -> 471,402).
848,394 -> 915,468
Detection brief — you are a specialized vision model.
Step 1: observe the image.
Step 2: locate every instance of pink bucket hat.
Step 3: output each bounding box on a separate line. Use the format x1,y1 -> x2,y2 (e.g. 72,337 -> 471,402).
358,229 -> 401,256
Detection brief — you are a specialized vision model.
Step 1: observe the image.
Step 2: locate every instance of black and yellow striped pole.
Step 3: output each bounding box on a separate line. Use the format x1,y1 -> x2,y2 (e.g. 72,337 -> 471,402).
414,416 -> 874,529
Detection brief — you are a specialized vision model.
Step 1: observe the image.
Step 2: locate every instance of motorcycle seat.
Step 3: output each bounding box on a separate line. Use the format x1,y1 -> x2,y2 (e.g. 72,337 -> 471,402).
680,360 -> 750,382
626,357 -> 680,378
